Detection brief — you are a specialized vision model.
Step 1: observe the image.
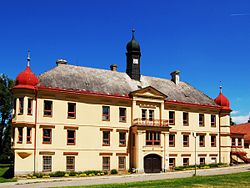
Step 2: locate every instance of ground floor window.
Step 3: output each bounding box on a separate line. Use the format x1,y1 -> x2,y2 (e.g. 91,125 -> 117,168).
43,156 -> 52,172
66,156 -> 75,171
183,158 -> 189,166
169,158 -> 176,168
118,156 -> 126,171
200,157 -> 205,165
211,157 -> 217,164
102,157 -> 110,171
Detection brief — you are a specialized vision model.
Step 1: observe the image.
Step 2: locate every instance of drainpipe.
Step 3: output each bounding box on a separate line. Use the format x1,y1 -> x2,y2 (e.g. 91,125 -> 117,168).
34,87 -> 38,173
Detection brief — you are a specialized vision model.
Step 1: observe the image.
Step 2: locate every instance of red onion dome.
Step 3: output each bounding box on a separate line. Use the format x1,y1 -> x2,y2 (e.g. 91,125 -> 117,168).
14,66 -> 39,90
214,91 -> 230,109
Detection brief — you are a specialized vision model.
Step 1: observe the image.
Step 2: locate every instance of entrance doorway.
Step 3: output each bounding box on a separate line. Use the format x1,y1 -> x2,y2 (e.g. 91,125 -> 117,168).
144,154 -> 162,173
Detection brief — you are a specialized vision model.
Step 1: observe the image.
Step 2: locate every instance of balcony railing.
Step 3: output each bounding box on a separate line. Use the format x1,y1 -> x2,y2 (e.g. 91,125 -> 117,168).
133,118 -> 169,127
231,147 -> 247,156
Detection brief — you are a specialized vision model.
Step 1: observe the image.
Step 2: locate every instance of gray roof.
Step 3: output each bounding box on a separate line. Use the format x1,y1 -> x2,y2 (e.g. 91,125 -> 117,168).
38,64 -> 218,106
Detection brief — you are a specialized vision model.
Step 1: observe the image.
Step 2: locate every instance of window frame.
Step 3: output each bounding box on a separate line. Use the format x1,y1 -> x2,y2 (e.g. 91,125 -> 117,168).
238,138 -> 242,147
102,131 -> 110,146
67,129 -> 76,145
43,156 -> 52,172
102,106 -> 110,121
66,156 -> 75,171
211,135 -> 216,147
17,127 -> 23,143
142,109 -> 147,121
199,135 -> 205,147
200,157 -> 205,165
118,156 -> 126,171
183,112 -> 189,126
43,128 -> 52,144
199,114 -> 205,127
146,131 -> 160,146
102,157 -> 110,171
19,97 -> 24,115
232,138 -> 236,147
169,111 -> 175,125
44,100 -> 53,117
119,107 -> 126,122
27,98 -> 32,115
169,158 -> 176,168
211,115 -> 216,127
119,132 -> 126,147
26,127 -> 32,144
183,135 -> 189,147
149,110 -> 154,121
169,134 -> 175,147
183,158 -> 189,166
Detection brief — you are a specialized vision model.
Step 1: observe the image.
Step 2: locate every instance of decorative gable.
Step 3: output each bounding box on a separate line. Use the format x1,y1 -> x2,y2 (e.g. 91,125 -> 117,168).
130,86 -> 167,100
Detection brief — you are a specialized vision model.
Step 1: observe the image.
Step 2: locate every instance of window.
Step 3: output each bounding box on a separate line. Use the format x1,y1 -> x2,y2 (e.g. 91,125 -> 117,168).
27,127 -> 32,144
183,158 -> 189,166
119,108 -> 126,122
119,132 -> 126,146
238,138 -> 242,147
199,114 -> 205,127
43,129 -> 52,144
169,111 -> 175,125
17,127 -> 23,143
183,112 -> 189,126
142,109 -> 147,120
103,131 -> 110,146
118,156 -> 126,171
149,110 -> 154,121
146,131 -> 160,145
102,157 -> 110,171
244,143 -> 249,149
200,158 -> 205,165
232,138 -> 236,146
27,98 -> 32,115
67,130 -> 75,145
169,158 -> 176,168
66,156 -> 75,171
211,115 -> 216,127
211,135 -> 216,147
169,134 -> 175,147
44,100 -> 52,117
199,135 -> 205,147
43,156 -> 52,172
19,98 -> 24,114
211,157 -> 217,164
102,106 -> 110,121
68,103 -> 76,119
183,135 -> 189,147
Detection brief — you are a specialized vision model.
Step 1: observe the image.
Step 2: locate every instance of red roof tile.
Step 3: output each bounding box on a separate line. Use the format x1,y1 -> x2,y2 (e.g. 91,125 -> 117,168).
230,123 -> 250,142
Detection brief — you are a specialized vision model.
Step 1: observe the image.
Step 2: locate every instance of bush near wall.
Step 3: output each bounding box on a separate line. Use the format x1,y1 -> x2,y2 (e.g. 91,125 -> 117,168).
174,163 -> 228,171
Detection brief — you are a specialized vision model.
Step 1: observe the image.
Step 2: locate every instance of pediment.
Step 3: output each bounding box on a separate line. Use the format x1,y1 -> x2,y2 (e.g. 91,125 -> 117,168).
130,86 -> 167,99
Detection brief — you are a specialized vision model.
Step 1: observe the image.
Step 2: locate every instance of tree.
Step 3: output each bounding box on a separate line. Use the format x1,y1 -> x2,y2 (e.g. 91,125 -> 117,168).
0,74 -> 14,163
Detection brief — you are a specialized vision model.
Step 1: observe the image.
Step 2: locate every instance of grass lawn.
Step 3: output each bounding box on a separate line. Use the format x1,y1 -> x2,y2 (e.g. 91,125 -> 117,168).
0,164 -> 16,183
62,171 -> 250,188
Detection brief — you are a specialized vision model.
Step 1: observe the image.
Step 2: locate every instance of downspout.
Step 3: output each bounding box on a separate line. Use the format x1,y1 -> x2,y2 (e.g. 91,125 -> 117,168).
34,87 -> 38,173
219,110 -> 221,163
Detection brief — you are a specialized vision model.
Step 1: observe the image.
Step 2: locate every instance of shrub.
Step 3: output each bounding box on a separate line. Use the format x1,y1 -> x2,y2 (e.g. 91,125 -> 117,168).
110,169 -> 118,174
50,171 -> 65,177
64,173 -> 69,177
79,173 -> 87,177
32,173 -> 43,178
42,175 -> 50,178
69,171 -> 77,176
83,170 -> 102,175
103,171 -> 108,175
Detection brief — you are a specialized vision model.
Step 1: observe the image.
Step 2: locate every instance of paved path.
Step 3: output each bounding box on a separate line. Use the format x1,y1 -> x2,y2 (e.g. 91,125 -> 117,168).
1,164 -> 250,188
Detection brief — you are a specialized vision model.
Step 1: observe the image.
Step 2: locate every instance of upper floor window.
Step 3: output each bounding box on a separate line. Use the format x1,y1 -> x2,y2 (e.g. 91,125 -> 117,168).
17,127 -> 23,143
27,127 -> 32,144
119,108 -> 126,122
68,103 -> 76,119
102,106 -> 110,121
103,131 -> 110,146
169,134 -> 175,147
183,135 -> 189,147
142,109 -> 147,120
67,130 -> 76,145
19,98 -> 24,115
119,132 -> 126,146
169,111 -> 175,125
199,114 -> 205,127
149,110 -> 154,121
211,135 -> 216,147
232,138 -> 236,146
146,131 -> 160,145
27,98 -> 32,115
183,112 -> 189,126
43,128 -> 52,144
199,135 -> 205,147
238,138 -> 242,147
66,156 -> 75,171
44,100 -> 52,117
43,156 -> 52,172
211,115 -> 216,127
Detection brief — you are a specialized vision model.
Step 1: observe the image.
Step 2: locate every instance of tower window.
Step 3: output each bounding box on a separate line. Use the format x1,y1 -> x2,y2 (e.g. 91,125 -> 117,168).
17,127 -> 23,143
19,98 -> 24,115
27,127 -> 32,144
27,98 -> 32,115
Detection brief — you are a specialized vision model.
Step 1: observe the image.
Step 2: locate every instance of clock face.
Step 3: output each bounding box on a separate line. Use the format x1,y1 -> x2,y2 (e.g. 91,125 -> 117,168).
133,58 -> 138,64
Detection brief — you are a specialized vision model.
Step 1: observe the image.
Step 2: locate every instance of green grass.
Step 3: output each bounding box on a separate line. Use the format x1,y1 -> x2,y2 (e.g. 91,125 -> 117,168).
0,164 -> 16,183
61,171 -> 250,188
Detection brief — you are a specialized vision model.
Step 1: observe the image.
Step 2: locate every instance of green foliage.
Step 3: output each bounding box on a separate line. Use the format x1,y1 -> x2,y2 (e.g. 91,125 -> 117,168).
32,173 -> 43,178
49,171 -> 66,177
83,170 -> 102,175
110,169 -> 118,174
0,164 -> 16,183
174,163 -> 228,171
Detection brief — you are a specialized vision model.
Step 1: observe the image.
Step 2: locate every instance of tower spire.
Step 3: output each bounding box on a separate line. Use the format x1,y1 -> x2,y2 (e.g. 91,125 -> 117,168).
27,50 -> 31,67
219,81 -> 222,93
132,29 -> 135,39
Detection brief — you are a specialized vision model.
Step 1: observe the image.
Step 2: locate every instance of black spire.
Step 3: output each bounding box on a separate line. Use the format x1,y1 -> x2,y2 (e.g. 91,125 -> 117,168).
126,29 -> 141,81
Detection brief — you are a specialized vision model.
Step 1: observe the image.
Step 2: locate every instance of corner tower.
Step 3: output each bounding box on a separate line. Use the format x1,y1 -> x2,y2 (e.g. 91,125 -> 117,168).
126,29 -> 141,81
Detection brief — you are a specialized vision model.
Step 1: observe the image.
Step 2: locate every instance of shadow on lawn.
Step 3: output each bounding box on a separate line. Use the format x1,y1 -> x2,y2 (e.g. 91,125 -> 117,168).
2,166 -> 14,179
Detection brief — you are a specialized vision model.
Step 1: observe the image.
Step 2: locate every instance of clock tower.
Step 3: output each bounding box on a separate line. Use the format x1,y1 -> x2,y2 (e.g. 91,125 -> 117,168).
126,29 -> 141,81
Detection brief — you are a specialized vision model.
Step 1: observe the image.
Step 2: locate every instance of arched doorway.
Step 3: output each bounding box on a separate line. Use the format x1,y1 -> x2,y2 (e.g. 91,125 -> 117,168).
144,154 -> 162,173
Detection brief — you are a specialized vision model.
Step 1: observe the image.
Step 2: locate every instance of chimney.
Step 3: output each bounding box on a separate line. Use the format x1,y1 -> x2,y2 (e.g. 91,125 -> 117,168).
56,59 -> 68,66
110,64 -> 118,71
171,70 -> 180,85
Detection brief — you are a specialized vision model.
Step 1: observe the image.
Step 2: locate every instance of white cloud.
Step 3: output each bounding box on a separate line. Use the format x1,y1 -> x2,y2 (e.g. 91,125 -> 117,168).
231,110 -> 240,115
230,13 -> 250,16
231,112 -> 250,124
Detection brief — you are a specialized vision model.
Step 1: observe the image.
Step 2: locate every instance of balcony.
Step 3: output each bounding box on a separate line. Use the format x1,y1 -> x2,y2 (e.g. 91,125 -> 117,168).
133,118 -> 169,127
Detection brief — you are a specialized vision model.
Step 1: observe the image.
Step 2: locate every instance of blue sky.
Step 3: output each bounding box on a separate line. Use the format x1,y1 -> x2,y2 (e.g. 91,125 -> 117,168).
0,0 -> 249,123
